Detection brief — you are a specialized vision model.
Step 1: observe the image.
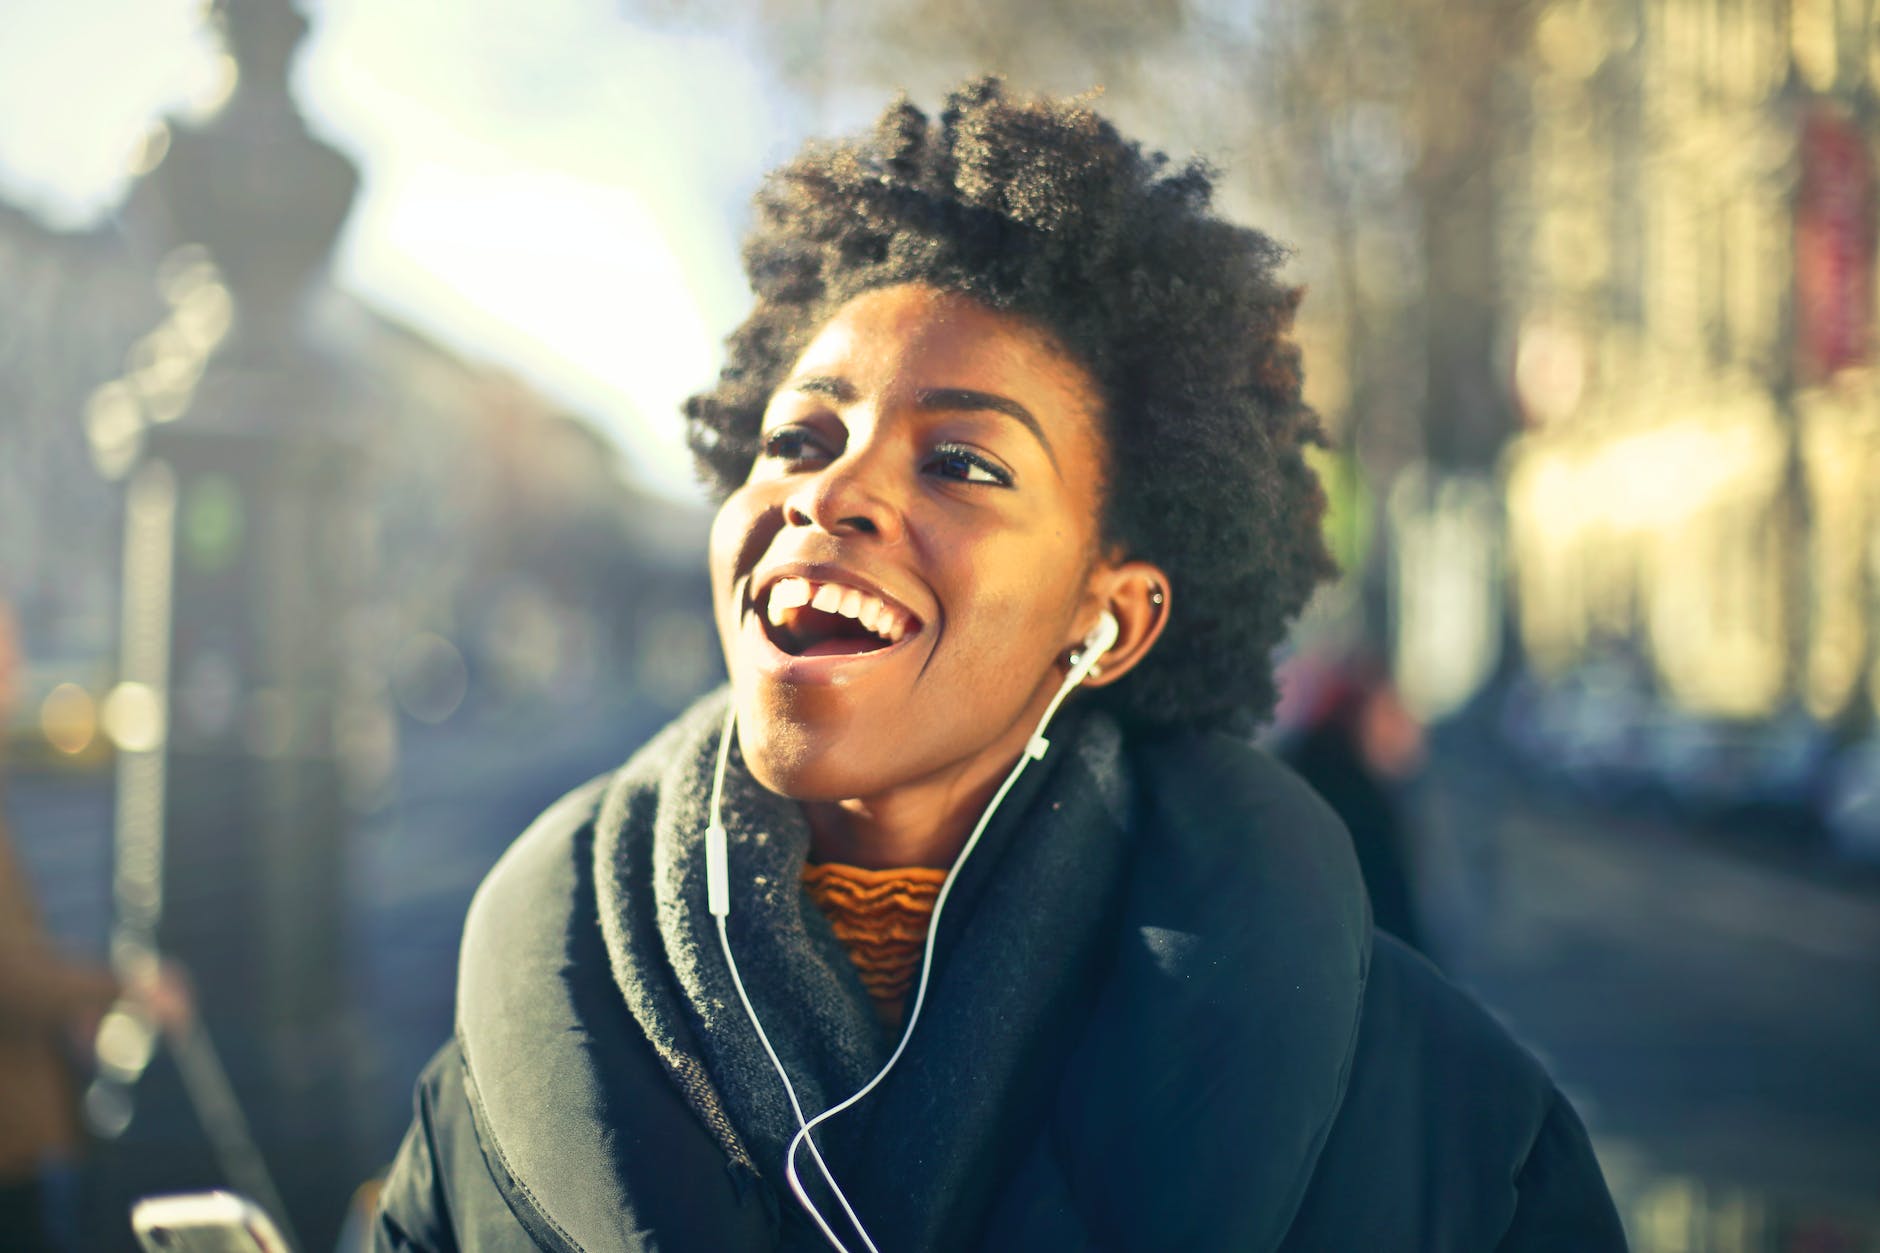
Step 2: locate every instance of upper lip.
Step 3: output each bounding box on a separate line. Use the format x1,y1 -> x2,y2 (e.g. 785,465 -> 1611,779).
747,560 -> 928,633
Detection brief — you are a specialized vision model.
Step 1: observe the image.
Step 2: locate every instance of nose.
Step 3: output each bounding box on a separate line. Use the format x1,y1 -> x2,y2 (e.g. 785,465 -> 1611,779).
783,444 -> 907,543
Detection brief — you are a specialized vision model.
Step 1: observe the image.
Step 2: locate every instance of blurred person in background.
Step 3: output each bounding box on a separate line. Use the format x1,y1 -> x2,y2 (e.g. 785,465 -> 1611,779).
0,602 -> 191,1251
373,82 -> 1624,1251
1274,652 -> 1429,955
0,599 -> 117,1252
0,830 -> 115,1253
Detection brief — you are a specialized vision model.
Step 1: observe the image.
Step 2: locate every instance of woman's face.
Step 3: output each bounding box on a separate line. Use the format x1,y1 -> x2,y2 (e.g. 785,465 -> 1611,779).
708,283 -> 1115,805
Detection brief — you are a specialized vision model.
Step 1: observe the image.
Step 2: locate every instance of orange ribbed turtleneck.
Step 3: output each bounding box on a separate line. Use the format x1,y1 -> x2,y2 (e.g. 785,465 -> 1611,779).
801,861 -> 949,1027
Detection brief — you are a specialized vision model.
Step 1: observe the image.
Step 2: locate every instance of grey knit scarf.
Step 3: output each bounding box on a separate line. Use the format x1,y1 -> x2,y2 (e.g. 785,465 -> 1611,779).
592,690 -> 1134,1252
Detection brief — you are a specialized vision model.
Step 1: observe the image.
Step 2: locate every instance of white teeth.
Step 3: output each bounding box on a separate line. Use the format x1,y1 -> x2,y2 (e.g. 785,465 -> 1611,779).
762,575 -> 916,643
767,577 -> 812,625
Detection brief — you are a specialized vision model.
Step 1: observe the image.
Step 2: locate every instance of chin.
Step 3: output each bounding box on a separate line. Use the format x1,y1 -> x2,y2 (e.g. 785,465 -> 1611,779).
732,684 -> 868,802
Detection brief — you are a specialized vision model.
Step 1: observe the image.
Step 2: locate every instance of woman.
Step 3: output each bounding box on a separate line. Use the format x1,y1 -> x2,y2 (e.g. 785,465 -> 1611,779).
373,81 -> 1626,1251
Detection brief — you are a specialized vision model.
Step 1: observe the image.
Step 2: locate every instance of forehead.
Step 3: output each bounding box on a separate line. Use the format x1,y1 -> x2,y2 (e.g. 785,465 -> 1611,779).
786,285 -> 1105,435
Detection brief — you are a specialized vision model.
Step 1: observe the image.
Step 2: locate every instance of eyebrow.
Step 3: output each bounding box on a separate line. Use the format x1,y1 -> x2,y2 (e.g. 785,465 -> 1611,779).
787,376 -> 852,402
781,376 -> 1062,475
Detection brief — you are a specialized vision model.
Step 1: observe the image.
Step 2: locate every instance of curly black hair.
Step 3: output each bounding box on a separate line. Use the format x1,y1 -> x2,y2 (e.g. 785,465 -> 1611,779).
685,78 -> 1334,730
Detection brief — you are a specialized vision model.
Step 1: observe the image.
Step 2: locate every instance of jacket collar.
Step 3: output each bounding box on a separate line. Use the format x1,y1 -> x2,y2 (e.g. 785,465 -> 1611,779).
1040,728 -> 1372,1251
455,775 -> 635,1253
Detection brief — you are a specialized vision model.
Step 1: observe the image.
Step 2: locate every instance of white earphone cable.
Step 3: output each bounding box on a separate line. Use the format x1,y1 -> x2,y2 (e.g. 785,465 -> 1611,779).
710,704 -> 881,1252
710,618 -> 1115,1252
717,912 -> 878,1252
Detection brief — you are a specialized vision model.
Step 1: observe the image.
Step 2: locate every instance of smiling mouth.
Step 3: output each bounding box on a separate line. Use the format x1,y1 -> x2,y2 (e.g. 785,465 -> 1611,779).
756,576 -> 921,658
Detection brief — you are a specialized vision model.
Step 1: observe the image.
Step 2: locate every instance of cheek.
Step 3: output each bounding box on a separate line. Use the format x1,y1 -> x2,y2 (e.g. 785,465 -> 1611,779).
707,489 -> 769,617
707,507 -> 740,611
932,553 -> 1082,681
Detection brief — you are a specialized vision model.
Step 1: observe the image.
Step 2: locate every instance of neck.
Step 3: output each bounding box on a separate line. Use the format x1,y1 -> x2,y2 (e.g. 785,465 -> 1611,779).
803,774 -> 999,870
801,687 -> 1064,871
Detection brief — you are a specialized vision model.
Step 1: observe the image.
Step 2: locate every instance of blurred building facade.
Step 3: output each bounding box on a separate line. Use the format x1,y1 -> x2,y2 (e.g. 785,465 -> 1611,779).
1502,0 -> 1878,734
1243,0 -> 1880,842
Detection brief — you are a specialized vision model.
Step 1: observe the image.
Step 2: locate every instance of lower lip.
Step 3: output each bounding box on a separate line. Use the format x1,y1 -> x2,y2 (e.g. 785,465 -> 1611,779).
739,608 -> 919,686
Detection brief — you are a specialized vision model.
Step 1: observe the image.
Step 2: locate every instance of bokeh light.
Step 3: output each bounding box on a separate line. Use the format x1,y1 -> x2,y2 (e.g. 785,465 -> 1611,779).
391,632 -> 469,725
101,681 -> 166,753
39,681 -> 99,755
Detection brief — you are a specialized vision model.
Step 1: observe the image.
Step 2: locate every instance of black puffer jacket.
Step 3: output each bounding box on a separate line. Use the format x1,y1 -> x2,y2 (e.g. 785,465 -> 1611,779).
373,701 -> 1626,1252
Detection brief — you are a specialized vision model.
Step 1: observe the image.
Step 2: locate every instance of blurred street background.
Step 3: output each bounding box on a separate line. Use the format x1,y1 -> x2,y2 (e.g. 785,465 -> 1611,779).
1,0 -> 1877,1249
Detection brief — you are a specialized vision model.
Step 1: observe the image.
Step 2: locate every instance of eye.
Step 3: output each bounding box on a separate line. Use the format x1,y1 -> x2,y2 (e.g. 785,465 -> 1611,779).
925,442 -> 1012,487
760,424 -> 833,466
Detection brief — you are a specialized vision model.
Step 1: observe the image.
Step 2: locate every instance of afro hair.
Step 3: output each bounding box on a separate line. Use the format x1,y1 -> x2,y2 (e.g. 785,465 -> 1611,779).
685,78 -> 1335,731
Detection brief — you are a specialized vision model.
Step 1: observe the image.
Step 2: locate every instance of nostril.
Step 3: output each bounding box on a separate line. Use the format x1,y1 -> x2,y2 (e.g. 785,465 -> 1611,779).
842,515 -> 879,535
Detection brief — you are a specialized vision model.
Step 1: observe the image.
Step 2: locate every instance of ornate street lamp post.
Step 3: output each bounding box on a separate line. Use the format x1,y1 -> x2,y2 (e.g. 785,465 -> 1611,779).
95,2 -> 370,1245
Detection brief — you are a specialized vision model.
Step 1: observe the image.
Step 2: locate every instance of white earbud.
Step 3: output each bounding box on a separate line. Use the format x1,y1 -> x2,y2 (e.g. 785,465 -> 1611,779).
1066,610 -> 1120,685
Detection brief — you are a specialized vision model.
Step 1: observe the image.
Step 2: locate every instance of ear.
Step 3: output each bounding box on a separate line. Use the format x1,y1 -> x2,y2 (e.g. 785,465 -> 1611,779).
1069,559 -> 1171,689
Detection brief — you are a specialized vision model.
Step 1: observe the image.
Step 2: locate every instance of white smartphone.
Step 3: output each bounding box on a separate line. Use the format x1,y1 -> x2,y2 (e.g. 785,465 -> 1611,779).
130,1191 -> 295,1253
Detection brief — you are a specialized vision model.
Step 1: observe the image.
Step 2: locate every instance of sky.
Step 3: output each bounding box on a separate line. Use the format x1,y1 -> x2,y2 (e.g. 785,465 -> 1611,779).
0,0 -> 801,493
